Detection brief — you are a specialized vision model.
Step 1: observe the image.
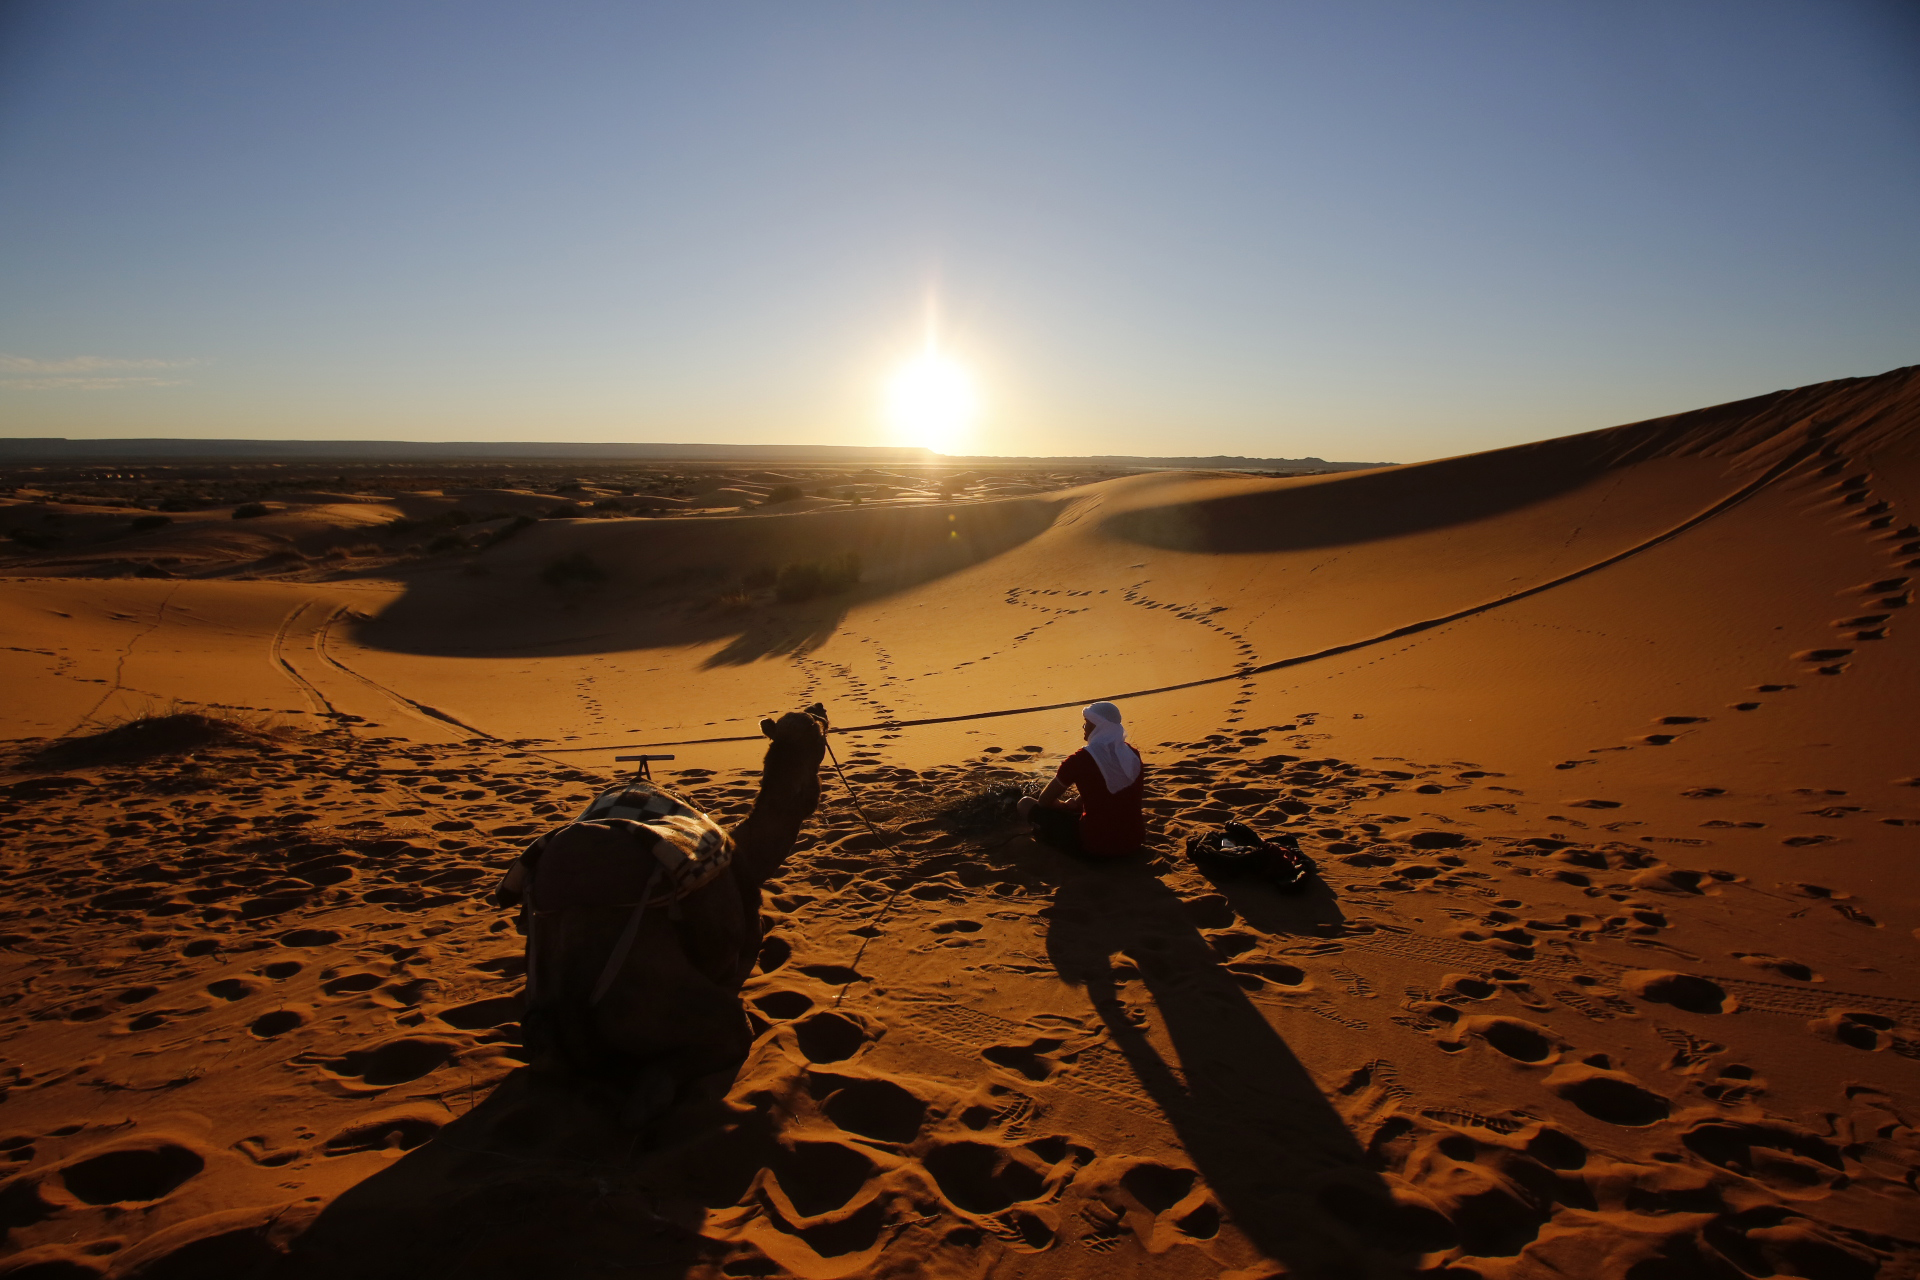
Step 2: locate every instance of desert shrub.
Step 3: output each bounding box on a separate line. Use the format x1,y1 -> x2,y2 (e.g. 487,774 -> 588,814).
742,564 -> 777,590
6,528 -> 59,549
232,502 -> 270,519
427,533 -> 466,552
715,588 -> 754,611
260,549 -> 305,564
437,508 -> 473,527
763,484 -> 803,505
541,552 -> 606,587
774,552 -> 861,602
489,514 -> 536,544
131,514 -> 173,532
545,503 -> 583,519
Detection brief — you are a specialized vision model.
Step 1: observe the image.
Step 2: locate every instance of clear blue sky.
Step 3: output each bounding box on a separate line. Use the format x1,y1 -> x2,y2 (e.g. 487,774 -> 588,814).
1,1 -> 1916,461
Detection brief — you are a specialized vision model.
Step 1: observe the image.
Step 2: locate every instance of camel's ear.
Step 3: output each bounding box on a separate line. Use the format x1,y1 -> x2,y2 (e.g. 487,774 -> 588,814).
760,717 -> 779,739
804,701 -> 828,728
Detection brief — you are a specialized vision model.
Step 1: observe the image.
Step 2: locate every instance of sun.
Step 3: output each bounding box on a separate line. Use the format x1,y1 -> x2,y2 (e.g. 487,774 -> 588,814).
886,346 -> 978,455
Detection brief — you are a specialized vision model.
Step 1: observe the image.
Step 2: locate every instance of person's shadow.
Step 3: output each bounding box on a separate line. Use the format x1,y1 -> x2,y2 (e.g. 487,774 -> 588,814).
1039,850 -> 1423,1277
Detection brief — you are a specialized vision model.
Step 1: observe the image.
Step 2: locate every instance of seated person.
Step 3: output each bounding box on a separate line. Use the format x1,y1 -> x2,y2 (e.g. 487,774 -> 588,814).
1017,701 -> 1146,858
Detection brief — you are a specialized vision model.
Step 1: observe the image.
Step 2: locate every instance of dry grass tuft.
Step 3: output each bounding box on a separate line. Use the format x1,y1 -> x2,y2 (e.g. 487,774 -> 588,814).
28,705 -> 287,771
928,774 -> 1045,836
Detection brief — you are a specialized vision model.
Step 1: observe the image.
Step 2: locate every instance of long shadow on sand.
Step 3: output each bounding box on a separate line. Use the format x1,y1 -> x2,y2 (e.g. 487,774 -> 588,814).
1040,854 -> 1420,1277
698,603 -> 850,667
268,1066 -> 756,1280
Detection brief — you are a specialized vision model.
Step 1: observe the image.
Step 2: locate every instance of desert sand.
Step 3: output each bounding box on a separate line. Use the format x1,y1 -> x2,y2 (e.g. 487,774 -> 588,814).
1,365 -> 1917,1279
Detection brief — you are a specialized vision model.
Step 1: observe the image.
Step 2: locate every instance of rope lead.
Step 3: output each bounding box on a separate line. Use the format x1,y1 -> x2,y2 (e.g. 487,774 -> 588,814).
821,735 -> 912,1008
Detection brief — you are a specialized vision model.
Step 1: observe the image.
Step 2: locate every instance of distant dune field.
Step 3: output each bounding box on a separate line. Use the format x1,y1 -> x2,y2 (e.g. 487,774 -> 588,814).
1,366 -> 1917,1278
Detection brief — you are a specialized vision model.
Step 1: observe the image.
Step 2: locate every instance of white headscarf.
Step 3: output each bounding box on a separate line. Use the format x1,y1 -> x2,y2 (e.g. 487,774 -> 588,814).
1082,701 -> 1142,793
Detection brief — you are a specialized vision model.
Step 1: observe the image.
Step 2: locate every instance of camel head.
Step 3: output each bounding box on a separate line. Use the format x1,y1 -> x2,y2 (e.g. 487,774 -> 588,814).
759,701 -> 828,743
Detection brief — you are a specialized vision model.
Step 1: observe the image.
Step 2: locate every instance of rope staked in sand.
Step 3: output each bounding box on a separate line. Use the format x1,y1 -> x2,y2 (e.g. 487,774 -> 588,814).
547,425 -> 1829,755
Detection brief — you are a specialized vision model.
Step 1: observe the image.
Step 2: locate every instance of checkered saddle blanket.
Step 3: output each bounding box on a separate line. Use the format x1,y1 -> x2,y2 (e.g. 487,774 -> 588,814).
495,782 -> 733,913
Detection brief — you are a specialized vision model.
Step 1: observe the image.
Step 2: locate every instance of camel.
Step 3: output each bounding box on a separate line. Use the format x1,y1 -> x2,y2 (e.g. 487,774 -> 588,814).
494,704 -> 827,1114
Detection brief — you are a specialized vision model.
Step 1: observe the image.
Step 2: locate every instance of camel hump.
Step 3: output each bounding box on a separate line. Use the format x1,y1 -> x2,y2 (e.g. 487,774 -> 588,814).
521,782 -> 734,911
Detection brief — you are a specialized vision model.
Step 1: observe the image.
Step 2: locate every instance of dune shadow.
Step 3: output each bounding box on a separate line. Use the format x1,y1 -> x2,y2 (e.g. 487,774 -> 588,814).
1101,389 -> 1787,555
354,498 -> 1062,660
1039,855 -> 1419,1276
1107,447 -> 1608,555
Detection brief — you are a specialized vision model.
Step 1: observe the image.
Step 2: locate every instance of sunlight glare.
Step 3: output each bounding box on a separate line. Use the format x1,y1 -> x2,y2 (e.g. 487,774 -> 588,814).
886,347 -> 978,455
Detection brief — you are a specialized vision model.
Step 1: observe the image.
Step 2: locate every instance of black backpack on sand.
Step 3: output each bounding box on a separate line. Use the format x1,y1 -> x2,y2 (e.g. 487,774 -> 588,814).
1187,821 -> 1318,892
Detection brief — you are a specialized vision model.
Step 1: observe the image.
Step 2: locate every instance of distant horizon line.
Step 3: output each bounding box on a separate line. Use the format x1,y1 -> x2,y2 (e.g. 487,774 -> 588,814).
0,436 -> 1394,470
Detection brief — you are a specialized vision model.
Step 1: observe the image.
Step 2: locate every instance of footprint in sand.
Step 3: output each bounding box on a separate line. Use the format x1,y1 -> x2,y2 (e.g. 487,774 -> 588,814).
307,1036 -> 459,1089
765,1137 -> 877,1219
1544,1064 -> 1671,1126
1810,1010 -> 1906,1052
792,1010 -> 871,1064
249,1008 -> 306,1037
319,971 -> 383,997
321,1108 -> 443,1156
750,989 -> 815,1022
980,1037 -> 1076,1081
924,1139 -> 1052,1216
1681,1117 -> 1846,1192
1622,970 -> 1735,1014
806,1071 -> 926,1144
1440,1015 -> 1565,1064
1733,952 -> 1819,982
47,1138 -> 206,1207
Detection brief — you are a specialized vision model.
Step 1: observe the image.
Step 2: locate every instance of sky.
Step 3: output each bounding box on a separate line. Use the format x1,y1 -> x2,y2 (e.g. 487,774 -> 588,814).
1,1 -> 1917,463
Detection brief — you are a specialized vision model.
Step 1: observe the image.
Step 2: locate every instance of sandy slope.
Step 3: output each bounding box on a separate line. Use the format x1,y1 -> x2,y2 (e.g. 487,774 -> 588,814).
1,366 -> 1918,1278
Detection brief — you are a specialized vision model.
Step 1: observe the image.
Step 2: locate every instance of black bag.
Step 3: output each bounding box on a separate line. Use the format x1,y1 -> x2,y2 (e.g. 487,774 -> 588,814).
1187,821 -> 1317,892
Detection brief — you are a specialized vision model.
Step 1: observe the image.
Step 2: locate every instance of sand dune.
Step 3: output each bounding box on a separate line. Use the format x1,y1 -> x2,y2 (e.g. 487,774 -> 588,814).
1,366 -> 1917,1277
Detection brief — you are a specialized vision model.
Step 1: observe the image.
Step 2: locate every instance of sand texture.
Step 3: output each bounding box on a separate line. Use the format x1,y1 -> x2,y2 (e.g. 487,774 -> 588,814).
2,366 -> 1918,1278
